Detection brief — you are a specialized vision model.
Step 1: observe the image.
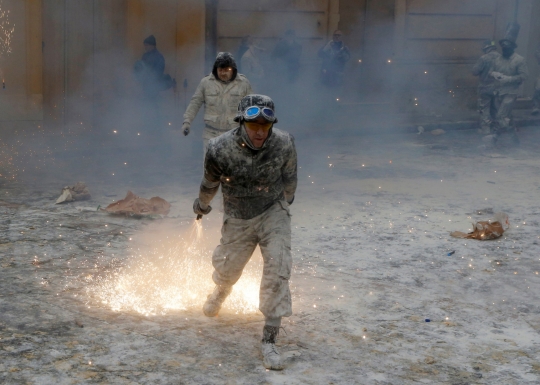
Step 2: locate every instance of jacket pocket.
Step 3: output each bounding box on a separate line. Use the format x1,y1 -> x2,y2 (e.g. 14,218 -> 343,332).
229,93 -> 243,110
205,92 -> 219,106
278,243 -> 292,280
204,114 -> 219,124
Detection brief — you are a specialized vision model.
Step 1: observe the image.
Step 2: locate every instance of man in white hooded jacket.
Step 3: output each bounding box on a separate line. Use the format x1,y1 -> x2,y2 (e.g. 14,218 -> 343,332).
182,52 -> 252,154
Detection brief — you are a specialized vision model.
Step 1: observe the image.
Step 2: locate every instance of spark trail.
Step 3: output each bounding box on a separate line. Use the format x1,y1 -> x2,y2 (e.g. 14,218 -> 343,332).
86,219 -> 262,316
0,0 -> 14,58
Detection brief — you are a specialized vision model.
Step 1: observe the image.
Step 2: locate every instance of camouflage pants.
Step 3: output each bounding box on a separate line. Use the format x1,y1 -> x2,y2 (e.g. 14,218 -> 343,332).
478,93 -> 496,133
211,201 -> 293,320
493,93 -> 517,134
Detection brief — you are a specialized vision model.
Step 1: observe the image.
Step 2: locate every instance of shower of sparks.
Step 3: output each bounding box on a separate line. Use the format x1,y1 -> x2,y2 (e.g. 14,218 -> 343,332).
85,220 -> 262,316
0,0 -> 15,59
0,138 -> 18,180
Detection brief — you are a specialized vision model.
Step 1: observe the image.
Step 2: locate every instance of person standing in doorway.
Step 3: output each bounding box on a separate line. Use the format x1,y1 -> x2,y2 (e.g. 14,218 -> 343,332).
272,29 -> 302,83
488,23 -> 528,146
472,40 -> 500,134
318,30 -> 350,88
241,39 -> 265,91
134,35 -> 167,130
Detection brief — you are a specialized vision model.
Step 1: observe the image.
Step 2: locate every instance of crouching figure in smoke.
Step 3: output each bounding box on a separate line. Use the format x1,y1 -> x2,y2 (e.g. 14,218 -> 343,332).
193,94 -> 297,370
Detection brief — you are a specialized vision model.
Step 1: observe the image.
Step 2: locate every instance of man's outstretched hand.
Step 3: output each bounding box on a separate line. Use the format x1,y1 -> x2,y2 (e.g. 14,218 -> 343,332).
193,198 -> 212,216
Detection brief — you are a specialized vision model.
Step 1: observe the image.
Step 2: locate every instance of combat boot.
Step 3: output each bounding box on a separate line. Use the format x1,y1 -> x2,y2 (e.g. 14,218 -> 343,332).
203,285 -> 232,317
261,325 -> 284,370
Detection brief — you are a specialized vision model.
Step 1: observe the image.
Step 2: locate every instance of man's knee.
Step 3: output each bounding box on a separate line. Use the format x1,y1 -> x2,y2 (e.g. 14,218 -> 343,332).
212,246 -> 248,282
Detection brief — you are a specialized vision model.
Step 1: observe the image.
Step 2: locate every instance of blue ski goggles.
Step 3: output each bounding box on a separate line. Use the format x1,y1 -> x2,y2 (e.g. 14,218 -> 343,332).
243,106 -> 276,122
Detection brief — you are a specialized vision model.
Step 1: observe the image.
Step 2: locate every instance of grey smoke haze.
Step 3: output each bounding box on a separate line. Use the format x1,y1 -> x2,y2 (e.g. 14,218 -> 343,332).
1,0 -> 539,188
3,4 -> 540,383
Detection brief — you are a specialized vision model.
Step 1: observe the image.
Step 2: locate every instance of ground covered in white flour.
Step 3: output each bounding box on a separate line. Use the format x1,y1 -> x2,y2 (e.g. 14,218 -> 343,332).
1,126 -> 539,384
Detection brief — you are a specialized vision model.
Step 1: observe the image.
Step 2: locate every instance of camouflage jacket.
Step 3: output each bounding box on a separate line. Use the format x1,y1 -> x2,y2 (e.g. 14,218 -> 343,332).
199,126 -> 297,219
472,51 -> 500,94
492,53 -> 528,95
183,74 -> 252,132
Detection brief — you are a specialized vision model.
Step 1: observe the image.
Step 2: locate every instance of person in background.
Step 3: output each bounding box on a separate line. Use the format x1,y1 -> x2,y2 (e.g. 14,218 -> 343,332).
237,35 -> 251,72
272,29 -> 302,83
193,94 -> 297,371
135,35 -> 165,99
241,39 -> 265,91
472,40 -> 500,134
318,30 -> 350,88
181,52 -> 252,156
133,35 -> 172,130
531,46 -> 540,115
488,22 -> 528,146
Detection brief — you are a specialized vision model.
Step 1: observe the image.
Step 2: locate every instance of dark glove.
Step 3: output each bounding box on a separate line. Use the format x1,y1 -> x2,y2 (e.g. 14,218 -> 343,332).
182,122 -> 190,136
193,198 -> 212,216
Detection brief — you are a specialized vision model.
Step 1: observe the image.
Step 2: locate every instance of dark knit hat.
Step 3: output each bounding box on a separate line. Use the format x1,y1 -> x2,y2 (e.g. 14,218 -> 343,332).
144,35 -> 157,46
482,39 -> 496,51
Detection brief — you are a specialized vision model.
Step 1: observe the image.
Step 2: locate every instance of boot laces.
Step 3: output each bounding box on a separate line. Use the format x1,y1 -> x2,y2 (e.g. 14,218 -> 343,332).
269,344 -> 279,356
263,342 -> 280,357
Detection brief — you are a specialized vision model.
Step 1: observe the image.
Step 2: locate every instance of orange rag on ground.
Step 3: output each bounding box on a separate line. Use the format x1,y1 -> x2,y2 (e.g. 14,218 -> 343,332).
450,213 -> 509,240
103,191 -> 170,216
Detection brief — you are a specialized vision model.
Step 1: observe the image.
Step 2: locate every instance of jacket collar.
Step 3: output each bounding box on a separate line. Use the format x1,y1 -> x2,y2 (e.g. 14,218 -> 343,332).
237,124 -> 273,151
